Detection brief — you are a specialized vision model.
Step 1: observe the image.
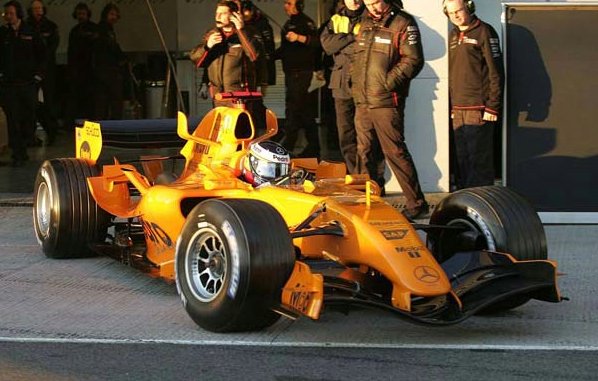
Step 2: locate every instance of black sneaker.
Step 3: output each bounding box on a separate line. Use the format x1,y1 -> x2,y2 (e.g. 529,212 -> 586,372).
403,203 -> 430,220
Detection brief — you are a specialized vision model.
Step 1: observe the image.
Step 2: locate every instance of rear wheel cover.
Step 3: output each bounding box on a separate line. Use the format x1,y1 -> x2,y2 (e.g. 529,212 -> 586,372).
35,176 -> 53,240
33,159 -> 111,259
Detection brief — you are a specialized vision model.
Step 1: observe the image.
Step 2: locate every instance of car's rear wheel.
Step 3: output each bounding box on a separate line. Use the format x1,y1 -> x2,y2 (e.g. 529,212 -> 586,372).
33,159 -> 111,258
427,186 -> 547,312
176,199 -> 295,332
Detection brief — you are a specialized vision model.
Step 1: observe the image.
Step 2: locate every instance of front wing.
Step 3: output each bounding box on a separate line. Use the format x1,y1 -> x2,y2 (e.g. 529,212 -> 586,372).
284,250 -> 561,326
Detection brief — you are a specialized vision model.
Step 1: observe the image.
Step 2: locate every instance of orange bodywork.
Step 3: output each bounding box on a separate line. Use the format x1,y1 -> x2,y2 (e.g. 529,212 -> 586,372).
75,105 -> 467,320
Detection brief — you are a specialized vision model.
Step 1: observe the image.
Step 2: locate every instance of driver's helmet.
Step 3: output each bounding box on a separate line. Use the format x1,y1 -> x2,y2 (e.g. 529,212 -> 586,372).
242,140 -> 290,186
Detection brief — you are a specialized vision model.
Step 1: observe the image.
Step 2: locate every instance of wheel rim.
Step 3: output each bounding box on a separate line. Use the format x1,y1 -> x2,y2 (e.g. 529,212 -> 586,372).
185,227 -> 227,302
448,218 -> 487,248
435,218 -> 487,262
36,181 -> 52,238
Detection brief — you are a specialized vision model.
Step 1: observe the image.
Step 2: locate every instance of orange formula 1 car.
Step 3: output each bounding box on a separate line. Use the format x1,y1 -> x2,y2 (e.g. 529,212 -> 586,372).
33,93 -> 563,332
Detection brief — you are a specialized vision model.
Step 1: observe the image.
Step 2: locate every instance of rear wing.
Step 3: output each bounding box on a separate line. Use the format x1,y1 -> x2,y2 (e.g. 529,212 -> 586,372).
75,117 -> 202,165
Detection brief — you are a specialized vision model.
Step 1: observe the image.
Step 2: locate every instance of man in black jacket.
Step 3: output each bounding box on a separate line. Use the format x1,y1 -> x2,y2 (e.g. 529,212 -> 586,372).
321,0 -> 366,174
190,0 -> 266,131
241,0 -> 276,88
352,0 -> 427,218
92,3 -> 126,120
66,2 -> 97,123
0,0 -> 45,166
26,0 -> 58,144
276,0 -> 321,157
445,0 -> 504,189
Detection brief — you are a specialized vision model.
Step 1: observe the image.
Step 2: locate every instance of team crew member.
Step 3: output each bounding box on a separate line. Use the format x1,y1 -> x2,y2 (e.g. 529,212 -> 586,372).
0,0 -> 45,166
190,0 -> 266,131
445,0 -> 504,189
275,0 -> 321,157
241,0 -> 276,88
26,0 -> 58,144
352,0 -> 427,219
66,2 -> 98,123
320,0 -> 368,174
92,3 -> 126,120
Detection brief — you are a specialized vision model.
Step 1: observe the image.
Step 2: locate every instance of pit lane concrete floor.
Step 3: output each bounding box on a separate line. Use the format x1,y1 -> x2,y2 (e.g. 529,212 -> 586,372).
1,205 -> 597,351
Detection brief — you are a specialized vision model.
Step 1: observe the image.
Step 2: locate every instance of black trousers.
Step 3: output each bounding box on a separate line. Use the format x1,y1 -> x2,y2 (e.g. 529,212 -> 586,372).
38,66 -> 58,141
453,122 -> 495,189
283,70 -> 319,155
94,69 -> 124,120
66,72 -> 95,125
355,103 -> 425,210
0,83 -> 36,160
334,97 -> 357,173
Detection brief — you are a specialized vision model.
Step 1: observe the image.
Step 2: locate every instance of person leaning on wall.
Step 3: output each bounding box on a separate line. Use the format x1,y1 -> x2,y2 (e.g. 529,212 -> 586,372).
444,0 -> 504,189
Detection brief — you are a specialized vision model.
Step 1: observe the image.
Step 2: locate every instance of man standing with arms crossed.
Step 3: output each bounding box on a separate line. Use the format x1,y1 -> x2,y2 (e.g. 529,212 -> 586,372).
445,0 -> 504,189
352,0 -> 428,219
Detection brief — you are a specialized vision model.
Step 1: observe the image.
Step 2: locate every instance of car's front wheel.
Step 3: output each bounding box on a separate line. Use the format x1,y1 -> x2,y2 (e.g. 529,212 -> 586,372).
176,199 -> 295,332
427,186 -> 547,313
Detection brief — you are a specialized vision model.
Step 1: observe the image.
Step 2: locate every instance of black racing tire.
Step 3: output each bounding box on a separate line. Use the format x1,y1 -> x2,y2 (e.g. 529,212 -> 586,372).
427,186 -> 547,313
175,199 -> 295,332
33,159 -> 112,259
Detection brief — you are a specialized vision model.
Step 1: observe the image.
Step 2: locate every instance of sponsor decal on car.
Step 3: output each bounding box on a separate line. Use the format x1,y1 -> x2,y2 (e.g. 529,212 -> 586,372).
141,218 -> 173,251
395,246 -> 424,258
380,229 -> 408,240
290,290 -> 313,314
414,266 -> 440,283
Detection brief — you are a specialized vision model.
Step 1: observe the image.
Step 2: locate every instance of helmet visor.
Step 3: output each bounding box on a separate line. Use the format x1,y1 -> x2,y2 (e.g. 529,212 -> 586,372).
249,155 -> 289,181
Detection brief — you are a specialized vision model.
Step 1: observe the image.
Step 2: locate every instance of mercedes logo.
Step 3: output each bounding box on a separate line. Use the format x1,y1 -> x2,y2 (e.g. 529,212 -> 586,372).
414,266 -> 440,283
275,146 -> 286,154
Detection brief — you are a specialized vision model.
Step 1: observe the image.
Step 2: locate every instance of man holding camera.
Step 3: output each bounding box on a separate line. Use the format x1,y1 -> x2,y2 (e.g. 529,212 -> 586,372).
190,0 -> 266,131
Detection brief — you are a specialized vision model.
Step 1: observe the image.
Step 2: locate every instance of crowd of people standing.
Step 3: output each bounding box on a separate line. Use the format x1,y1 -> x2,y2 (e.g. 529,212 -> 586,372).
0,0 -> 503,210
191,0 -> 442,217
194,0 -> 503,215
0,1 -> 126,167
